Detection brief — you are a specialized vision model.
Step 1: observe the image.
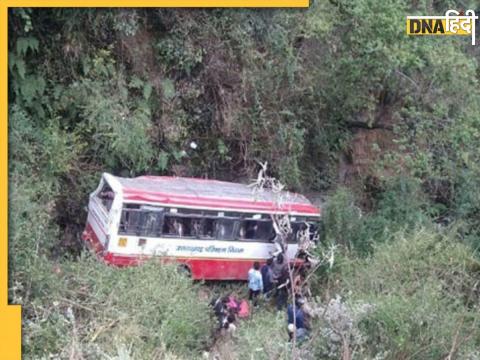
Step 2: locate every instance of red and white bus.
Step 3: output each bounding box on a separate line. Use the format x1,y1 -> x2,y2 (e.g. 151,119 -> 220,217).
82,173 -> 320,280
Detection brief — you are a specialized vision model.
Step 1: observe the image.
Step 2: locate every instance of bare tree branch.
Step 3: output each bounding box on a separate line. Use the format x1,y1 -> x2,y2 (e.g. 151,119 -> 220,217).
249,162 -> 335,359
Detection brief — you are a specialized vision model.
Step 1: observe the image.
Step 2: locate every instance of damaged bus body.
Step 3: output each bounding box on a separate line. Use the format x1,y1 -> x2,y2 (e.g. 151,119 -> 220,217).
82,173 -> 320,280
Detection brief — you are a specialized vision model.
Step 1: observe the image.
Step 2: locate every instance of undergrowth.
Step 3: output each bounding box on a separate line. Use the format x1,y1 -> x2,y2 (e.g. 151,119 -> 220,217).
19,257 -> 214,359
334,228 -> 480,359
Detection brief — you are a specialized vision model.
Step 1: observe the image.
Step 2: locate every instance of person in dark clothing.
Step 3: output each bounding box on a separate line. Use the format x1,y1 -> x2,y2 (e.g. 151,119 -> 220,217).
275,265 -> 290,310
271,253 -> 287,281
260,258 -> 274,297
287,296 -> 309,342
224,313 -> 237,334
287,300 -> 305,329
293,267 -> 307,297
211,296 -> 230,329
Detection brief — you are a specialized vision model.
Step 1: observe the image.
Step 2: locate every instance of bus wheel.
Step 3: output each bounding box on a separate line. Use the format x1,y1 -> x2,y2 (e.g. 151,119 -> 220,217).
177,264 -> 192,278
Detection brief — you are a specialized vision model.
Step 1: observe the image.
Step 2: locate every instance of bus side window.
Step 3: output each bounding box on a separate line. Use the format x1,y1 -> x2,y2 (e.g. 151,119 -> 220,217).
238,222 -> 246,239
162,216 -> 177,236
179,218 -> 193,237
119,210 -> 142,235
142,211 -> 164,237
291,222 -> 309,243
215,219 -> 235,240
162,216 -> 195,238
257,221 -> 276,241
290,223 -> 301,243
238,220 -> 274,242
119,211 -> 128,234
119,207 -> 164,237
245,220 -> 257,238
200,218 -> 216,238
191,219 -> 203,237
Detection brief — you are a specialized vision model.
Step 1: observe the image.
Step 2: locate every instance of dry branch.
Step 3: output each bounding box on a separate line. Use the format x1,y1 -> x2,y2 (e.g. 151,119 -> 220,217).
249,162 -> 334,359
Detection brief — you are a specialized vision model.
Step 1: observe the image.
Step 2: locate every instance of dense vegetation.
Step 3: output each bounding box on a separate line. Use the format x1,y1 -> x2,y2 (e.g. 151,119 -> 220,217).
8,1 -> 480,359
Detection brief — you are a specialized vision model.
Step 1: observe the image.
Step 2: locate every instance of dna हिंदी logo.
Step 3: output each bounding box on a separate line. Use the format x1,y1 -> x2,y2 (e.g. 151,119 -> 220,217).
406,10 -> 478,45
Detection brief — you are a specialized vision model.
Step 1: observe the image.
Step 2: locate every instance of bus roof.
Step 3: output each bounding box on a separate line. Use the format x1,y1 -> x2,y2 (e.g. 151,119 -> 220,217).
105,173 -> 320,216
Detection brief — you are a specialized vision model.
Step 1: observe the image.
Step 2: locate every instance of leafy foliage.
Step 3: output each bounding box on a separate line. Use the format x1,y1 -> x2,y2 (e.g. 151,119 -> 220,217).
322,177 -> 429,254
339,228 -> 480,359
21,258 -> 214,359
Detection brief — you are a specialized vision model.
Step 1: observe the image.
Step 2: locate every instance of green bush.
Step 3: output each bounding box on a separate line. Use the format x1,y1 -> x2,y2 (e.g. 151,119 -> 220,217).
323,177 -> 430,254
60,50 -> 156,174
9,105 -> 68,300
339,228 -> 480,359
23,256 -> 214,359
231,310 -> 289,359
322,187 -> 365,251
452,169 -> 480,252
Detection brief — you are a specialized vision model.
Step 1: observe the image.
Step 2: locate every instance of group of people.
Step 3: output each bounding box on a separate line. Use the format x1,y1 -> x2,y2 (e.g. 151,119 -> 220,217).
247,254 -> 311,342
248,254 -> 307,309
211,294 -> 250,335
210,254 -> 311,342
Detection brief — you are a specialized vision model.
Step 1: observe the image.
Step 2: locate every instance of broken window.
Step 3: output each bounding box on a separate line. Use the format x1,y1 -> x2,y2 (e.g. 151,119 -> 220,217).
290,218 -> 319,243
237,219 -> 275,242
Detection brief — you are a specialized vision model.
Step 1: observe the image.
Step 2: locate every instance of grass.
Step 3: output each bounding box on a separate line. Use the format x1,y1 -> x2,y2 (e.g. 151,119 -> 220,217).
336,227 -> 480,359
21,256 -> 215,359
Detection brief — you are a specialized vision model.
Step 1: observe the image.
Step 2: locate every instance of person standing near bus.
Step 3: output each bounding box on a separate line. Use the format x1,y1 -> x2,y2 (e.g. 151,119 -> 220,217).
248,262 -> 263,307
275,266 -> 290,310
272,254 -> 289,309
271,253 -> 287,281
261,258 -> 274,298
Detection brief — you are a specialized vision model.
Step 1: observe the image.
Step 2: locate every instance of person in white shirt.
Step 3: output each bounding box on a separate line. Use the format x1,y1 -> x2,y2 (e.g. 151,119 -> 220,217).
248,262 -> 263,307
